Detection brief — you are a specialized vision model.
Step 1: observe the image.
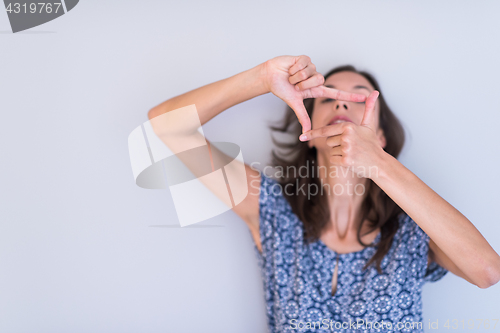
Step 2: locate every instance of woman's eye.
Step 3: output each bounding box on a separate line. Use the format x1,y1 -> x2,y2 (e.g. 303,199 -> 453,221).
321,98 -> 365,104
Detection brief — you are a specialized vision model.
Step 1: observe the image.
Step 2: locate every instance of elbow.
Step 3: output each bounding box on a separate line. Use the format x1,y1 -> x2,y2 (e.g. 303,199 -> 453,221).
149,102 -> 173,121
476,261 -> 500,289
147,107 -> 159,120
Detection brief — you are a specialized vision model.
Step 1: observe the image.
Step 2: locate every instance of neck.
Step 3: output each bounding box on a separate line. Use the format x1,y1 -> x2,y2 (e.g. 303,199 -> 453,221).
316,151 -> 369,239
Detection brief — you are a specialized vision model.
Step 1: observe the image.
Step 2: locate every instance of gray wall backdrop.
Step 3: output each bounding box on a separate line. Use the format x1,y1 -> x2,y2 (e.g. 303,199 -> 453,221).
1,1 -> 499,332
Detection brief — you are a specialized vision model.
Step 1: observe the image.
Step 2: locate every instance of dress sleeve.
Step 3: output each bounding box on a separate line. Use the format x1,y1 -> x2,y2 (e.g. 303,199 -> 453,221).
254,173 -> 282,331
402,214 -> 449,283
255,172 -> 299,269
255,173 -> 280,264
255,173 -> 277,267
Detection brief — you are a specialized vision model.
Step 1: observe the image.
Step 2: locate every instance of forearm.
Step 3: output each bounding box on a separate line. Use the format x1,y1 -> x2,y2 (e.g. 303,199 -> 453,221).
373,153 -> 500,287
148,62 -> 269,125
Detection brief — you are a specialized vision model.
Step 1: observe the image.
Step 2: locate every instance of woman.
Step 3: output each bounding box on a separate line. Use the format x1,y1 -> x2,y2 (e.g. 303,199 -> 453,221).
148,55 -> 500,332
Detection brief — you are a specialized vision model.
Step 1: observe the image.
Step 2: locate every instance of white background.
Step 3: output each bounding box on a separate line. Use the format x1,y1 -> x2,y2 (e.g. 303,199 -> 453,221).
1,1 -> 499,332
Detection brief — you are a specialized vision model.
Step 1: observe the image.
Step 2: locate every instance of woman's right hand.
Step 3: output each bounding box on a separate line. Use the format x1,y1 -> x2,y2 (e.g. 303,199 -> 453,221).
261,55 -> 367,133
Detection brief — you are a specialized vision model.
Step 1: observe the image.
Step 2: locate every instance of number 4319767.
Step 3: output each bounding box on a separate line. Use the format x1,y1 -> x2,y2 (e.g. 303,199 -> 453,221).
6,3 -> 62,14
443,319 -> 498,330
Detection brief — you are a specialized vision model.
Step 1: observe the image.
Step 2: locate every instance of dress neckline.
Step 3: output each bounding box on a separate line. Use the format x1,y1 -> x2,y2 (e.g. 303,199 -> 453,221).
317,230 -> 381,257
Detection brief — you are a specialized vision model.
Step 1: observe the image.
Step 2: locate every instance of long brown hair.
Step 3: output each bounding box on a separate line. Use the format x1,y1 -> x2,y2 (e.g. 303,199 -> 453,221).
270,65 -> 406,273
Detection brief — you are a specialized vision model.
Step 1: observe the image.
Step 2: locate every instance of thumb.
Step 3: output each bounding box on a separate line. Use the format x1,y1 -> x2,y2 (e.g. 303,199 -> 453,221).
288,99 -> 311,134
360,91 -> 380,128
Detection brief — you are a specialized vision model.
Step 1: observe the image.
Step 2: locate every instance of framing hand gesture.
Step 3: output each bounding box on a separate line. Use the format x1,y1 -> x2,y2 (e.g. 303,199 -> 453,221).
299,91 -> 386,177
263,55 -> 367,133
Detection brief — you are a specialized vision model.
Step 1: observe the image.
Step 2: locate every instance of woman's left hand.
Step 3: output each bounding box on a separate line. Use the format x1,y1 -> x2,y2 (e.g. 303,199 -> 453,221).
298,91 -> 387,178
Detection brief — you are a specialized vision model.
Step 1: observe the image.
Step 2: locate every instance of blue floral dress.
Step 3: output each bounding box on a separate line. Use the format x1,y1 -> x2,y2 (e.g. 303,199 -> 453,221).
252,174 -> 448,333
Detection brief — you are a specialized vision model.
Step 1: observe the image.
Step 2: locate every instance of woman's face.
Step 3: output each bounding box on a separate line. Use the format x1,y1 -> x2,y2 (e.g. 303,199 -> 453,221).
309,71 -> 386,150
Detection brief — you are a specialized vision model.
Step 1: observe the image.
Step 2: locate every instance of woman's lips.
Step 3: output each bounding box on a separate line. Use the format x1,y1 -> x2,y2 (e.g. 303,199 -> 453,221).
328,115 -> 353,125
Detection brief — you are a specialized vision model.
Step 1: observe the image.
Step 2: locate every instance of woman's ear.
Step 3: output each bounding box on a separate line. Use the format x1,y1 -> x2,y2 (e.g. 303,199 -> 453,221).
377,128 -> 387,148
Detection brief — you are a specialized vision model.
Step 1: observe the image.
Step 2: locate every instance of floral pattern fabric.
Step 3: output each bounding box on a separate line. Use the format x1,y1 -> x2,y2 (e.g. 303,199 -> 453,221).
252,174 -> 448,333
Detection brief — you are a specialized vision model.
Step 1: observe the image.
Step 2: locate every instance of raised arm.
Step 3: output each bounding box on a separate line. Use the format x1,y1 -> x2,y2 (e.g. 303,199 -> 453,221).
147,61 -> 268,242
147,56 -> 367,251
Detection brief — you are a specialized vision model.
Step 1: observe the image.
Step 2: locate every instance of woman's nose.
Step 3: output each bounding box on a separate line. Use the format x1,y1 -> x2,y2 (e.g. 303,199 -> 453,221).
335,101 -> 349,110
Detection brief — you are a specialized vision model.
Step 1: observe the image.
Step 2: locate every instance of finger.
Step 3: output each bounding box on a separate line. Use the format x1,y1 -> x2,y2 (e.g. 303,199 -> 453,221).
295,73 -> 325,91
325,135 -> 342,147
360,90 -> 380,128
329,156 -> 344,165
289,64 -> 317,86
288,55 -> 311,76
288,99 -> 311,133
299,123 -> 350,141
330,146 -> 343,156
314,85 -> 367,103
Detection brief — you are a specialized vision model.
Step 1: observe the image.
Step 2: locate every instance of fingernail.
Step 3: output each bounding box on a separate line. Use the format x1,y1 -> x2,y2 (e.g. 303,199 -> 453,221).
299,134 -> 307,141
